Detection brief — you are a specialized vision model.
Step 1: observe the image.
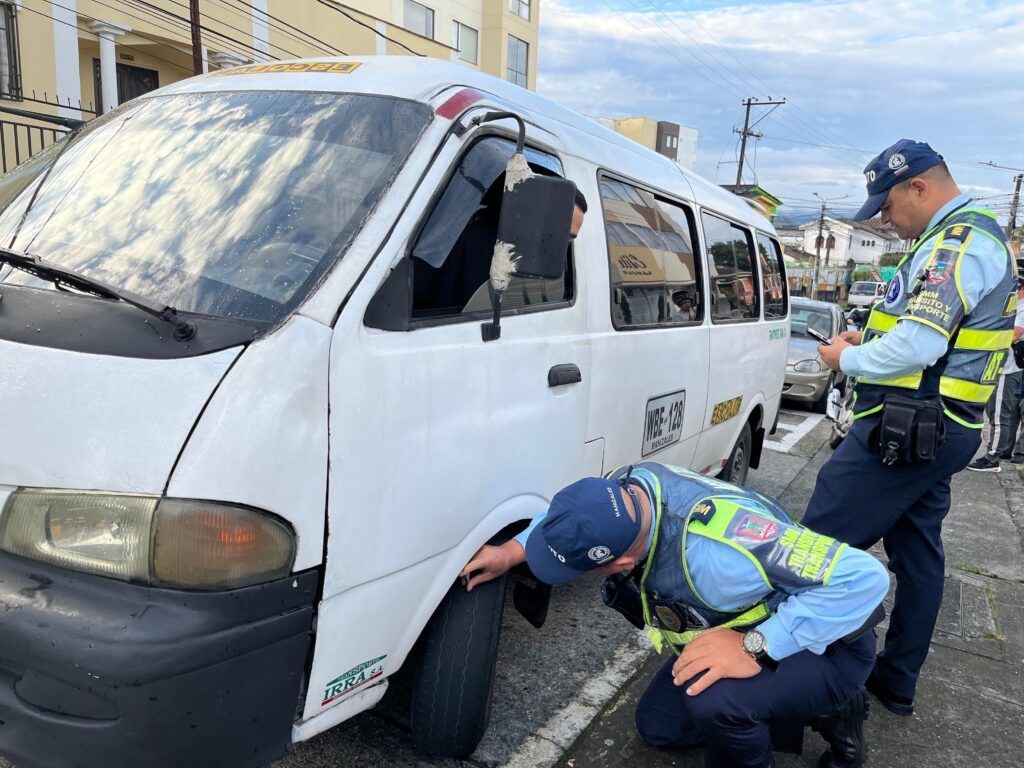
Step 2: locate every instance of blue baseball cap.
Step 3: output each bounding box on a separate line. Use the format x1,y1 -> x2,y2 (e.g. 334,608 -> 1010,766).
524,477 -> 643,585
853,139 -> 944,221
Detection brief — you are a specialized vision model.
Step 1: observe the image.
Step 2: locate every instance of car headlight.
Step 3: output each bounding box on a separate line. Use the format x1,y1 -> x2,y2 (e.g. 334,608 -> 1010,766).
794,359 -> 822,373
0,489 -> 295,590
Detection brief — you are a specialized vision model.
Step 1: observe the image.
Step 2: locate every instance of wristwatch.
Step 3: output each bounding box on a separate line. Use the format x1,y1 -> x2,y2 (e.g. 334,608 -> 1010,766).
742,629 -> 778,671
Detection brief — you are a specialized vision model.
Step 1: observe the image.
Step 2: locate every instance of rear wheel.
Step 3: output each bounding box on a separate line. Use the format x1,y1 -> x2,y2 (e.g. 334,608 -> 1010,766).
722,422 -> 752,486
410,574 -> 507,757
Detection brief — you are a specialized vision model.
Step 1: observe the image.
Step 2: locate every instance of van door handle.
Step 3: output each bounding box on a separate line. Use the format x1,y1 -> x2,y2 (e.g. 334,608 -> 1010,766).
548,364 -> 582,388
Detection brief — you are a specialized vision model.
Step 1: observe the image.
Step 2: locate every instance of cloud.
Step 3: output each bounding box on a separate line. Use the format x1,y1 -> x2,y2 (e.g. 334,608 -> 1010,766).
537,0 -> 1024,220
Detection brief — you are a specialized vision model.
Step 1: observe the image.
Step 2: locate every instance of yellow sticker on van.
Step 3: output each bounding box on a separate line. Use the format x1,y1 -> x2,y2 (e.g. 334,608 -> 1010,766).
710,395 -> 743,426
210,61 -> 363,77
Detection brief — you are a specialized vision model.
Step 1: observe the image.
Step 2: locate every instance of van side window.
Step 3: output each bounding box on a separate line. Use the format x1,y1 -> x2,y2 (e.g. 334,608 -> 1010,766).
599,176 -> 703,329
756,233 -> 788,319
701,212 -> 759,322
410,136 -> 572,320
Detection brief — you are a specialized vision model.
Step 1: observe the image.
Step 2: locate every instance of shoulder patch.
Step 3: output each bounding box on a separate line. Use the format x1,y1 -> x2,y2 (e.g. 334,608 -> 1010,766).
688,499 -> 716,526
942,224 -> 972,244
731,513 -> 779,542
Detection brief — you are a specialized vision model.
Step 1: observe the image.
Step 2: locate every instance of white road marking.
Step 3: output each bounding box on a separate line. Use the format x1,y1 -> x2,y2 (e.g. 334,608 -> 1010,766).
764,409 -> 825,453
498,633 -> 652,768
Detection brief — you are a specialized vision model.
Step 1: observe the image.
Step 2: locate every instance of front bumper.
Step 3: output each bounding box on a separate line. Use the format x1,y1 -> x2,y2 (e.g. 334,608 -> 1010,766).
0,549 -> 318,768
782,369 -> 832,402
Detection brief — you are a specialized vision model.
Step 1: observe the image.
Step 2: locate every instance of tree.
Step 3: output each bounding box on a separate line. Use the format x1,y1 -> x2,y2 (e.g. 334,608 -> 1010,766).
879,253 -> 903,267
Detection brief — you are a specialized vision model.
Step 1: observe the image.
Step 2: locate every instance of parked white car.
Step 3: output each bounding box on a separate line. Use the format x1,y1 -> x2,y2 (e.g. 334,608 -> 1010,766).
0,56 -> 788,768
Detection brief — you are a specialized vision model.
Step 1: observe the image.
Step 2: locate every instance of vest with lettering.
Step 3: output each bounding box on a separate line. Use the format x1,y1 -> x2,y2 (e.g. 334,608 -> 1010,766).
607,462 -> 847,654
854,206 -> 1016,427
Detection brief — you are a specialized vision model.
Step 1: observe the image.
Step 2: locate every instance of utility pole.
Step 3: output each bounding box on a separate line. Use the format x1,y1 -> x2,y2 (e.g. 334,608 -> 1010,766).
189,0 -> 204,76
1008,173 -> 1023,239
734,97 -> 786,188
812,199 -> 826,300
981,161 -> 1024,240
810,193 -> 849,300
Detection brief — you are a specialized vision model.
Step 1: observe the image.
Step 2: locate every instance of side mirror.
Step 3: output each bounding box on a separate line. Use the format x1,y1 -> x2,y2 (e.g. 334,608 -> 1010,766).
482,153 -> 575,341
493,164 -> 575,281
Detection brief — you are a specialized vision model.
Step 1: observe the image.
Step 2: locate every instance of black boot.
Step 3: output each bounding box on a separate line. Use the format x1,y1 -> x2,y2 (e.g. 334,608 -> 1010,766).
808,689 -> 869,768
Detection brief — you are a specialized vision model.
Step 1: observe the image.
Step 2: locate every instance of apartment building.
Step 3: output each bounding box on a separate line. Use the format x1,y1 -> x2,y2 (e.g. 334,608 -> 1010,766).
0,0 -> 540,170
589,115 -> 698,171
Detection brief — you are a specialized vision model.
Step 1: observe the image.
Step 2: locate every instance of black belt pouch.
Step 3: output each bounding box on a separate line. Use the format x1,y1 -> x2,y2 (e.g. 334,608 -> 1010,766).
876,394 -> 945,465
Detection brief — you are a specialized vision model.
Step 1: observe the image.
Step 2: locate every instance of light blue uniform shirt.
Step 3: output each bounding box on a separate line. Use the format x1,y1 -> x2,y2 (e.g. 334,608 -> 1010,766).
515,479 -> 889,661
840,194 -> 1008,379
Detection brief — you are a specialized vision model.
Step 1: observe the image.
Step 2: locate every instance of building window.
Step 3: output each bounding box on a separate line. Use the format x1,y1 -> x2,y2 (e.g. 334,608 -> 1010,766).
0,3 -> 21,100
506,35 -> 528,87
600,176 -> 704,330
403,0 -> 434,39
451,21 -> 478,65
509,0 -> 530,21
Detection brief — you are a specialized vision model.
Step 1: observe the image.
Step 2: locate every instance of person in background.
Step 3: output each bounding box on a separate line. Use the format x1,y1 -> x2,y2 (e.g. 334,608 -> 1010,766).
968,258 -> 1024,471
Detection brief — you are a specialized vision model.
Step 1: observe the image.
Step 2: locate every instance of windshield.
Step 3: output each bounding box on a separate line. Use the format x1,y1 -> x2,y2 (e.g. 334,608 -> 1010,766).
0,91 -> 430,323
850,282 -> 878,295
790,304 -> 833,339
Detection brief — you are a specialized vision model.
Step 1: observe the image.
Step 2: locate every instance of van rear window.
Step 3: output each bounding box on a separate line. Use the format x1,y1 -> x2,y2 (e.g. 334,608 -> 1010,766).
0,92 -> 430,323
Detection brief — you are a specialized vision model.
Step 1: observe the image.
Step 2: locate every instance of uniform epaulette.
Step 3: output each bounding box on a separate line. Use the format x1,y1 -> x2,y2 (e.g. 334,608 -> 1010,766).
941,223 -> 972,244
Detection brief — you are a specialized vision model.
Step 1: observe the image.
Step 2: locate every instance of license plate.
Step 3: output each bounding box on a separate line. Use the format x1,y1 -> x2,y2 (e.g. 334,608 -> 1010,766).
642,390 -> 686,457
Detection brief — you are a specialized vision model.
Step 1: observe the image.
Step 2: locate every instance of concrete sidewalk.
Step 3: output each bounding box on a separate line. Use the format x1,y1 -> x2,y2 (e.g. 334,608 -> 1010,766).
559,426 -> 1024,768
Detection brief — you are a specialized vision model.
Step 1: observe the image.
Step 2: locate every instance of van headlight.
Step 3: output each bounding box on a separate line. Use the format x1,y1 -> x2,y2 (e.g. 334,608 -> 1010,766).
0,489 -> 296,590
794,359 -> 822,373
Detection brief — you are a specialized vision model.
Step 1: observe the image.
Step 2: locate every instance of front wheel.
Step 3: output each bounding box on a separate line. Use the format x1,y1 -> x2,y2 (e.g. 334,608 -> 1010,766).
722,422 -> 752,486
409,574 -> 507,758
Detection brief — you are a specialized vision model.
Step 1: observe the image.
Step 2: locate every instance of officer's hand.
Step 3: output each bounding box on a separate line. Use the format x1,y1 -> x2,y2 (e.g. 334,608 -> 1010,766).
818,337 -> 850,372
671,627 -> 762,696
459,541 -> 525,591
837,330 -> 863,346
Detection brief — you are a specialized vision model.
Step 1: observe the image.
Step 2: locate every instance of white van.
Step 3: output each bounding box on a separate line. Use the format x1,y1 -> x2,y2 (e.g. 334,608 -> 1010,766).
0,58 -> 788,768
847,280 -> 887,308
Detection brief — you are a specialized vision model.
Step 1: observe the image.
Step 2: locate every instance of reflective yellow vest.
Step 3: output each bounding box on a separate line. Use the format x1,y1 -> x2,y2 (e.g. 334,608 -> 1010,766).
853,206 -> 1016,428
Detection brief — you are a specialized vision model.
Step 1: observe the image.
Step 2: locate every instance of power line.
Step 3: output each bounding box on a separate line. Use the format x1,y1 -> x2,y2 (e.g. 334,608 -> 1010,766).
313,0 -> 424,57
222,0 -> 347,56
129,0 -> 292,59
29,0 -> 202,78
617,1 -> 863,171
648,0 -> 869,167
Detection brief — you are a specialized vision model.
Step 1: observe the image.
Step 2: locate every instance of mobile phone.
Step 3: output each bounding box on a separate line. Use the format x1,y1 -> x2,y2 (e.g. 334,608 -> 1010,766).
806,327 -> 832,346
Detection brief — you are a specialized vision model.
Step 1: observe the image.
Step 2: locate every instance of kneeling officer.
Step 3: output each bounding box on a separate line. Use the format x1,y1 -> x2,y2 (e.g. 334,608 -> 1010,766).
462,462 -> 889,768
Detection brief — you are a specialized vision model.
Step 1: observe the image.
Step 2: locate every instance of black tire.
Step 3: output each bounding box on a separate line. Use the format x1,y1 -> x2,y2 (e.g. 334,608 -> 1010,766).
811,374 -> 834,414
723,422 -> 752,486
410,574 -> 507,758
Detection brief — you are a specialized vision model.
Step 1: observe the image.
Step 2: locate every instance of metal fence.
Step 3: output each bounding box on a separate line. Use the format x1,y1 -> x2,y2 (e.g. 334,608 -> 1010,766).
0,93 -> 97,173
0,118 -> 65,172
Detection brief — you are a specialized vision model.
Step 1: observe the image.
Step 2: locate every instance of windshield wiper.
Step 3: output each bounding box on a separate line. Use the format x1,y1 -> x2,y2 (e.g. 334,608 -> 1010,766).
0,247 -> 197,341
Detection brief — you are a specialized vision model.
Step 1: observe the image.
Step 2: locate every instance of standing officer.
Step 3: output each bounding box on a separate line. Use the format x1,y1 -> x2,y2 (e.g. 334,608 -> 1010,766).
462,463 -> 889,768
812,140 -> 1016,717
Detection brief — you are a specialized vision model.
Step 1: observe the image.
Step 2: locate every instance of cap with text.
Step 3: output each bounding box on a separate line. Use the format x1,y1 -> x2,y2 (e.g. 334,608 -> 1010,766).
854,139 -> 944,221
524,477 -> 642,585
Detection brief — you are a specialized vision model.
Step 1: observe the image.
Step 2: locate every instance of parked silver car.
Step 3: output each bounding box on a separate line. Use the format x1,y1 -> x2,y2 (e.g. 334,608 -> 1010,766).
783,298 -> 847,412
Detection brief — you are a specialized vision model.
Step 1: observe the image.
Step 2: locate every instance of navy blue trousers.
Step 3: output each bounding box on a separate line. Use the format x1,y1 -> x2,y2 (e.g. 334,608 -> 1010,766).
635,633 -> 876,768
801,414 -> 980,701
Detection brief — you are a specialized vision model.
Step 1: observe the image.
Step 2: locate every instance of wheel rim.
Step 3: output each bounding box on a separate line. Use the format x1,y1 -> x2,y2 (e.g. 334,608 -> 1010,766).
730,441 -> 749,483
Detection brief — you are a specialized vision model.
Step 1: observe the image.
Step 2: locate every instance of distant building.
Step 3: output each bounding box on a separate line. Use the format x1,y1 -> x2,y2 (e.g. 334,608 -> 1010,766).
797,216 -> 902,266
590,115 -> 698,170
720,184 -> 783,222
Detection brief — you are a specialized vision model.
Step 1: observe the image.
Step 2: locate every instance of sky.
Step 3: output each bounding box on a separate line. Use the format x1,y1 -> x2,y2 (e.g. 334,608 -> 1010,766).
535,0 -> 1024,224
